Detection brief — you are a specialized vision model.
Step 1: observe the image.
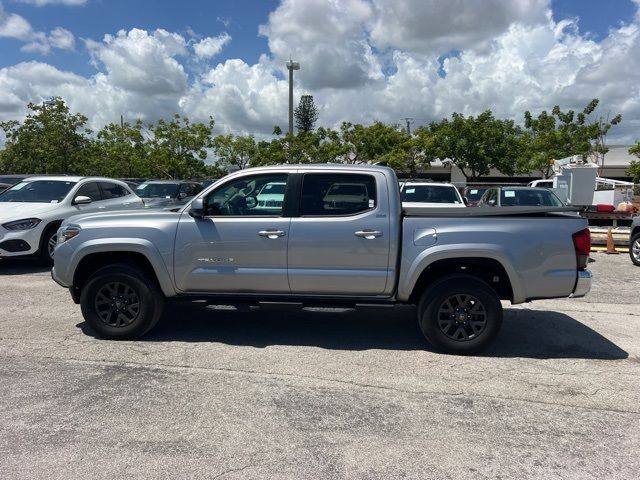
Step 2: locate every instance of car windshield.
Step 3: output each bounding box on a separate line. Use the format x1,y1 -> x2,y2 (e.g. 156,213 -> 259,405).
258,183 -> 286,195
135,183 -> 180,198
402,185 -> 461,203
501,189 -> 564,207
465,188 -> 487,201
0,180 -> 76,203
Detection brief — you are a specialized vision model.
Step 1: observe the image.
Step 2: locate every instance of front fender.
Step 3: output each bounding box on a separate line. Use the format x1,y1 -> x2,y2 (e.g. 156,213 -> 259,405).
56,237 -> 177,297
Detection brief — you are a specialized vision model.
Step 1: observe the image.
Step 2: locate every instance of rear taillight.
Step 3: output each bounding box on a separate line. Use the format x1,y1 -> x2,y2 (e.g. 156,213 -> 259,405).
572,228 -> 591,269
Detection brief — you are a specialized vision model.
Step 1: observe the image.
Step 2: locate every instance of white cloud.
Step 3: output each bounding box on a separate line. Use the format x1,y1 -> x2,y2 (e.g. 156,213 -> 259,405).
0,2 -> 32,39
1,1 -> 75,53
193,32 -> 231,59
367,0 -> 549,54
86,28 -> 188,94
15,0 -> 87,6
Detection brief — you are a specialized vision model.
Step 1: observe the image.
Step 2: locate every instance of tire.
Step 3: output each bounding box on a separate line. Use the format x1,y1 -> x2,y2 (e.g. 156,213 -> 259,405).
630,233 -> 640,267
39,224 -> 59,266
80,263 -> 164,340
417,275 -> 503,354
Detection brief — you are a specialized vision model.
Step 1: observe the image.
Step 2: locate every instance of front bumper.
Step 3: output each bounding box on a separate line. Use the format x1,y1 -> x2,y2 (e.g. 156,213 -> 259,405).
570,270 -> 592,298
0,226 -> 42,257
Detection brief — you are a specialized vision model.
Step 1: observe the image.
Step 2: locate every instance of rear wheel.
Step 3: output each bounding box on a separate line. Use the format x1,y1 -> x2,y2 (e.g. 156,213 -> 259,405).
80,264 -> 164,339
630,233 -> 640,266
418,275 -> 502,354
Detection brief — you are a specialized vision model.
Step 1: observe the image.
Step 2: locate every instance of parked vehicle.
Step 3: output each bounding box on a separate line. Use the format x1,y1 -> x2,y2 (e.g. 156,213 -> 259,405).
0,174 -> 38,187
527,179 -> 554,188
401,182 -> 466,208
630,216 -> 640,266
135,180 -> 203,208
52,165 -> 592,353
461,186 -> 488,207
478,186 -> 565,207
0,177 -> 142,264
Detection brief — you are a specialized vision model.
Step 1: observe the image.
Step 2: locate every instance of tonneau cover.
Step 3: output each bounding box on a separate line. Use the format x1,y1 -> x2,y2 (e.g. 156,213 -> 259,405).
402,206 -> 582,218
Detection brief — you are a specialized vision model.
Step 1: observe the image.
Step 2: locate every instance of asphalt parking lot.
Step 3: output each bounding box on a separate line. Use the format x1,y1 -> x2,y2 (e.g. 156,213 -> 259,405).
0,253 -> 638,479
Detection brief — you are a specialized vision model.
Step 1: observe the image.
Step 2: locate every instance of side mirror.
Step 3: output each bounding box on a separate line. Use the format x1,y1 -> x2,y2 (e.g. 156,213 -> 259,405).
178,192 -> 187,200
488,199 -> 496,206
74,195 -> 92,205
189,198 -> 205,219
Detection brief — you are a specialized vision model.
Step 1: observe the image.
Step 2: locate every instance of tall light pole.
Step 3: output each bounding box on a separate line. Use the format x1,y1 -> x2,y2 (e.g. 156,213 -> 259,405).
286,59 -> 300,135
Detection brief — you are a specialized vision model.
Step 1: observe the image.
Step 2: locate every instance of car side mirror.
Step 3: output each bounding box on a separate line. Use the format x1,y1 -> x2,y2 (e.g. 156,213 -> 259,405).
189,198 -> 205,219
73,195 -> 92,205
178,192 -> 187,200
488,199 -> 496,206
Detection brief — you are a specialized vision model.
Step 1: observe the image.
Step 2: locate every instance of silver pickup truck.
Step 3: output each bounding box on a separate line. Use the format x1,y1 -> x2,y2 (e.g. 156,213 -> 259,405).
52,165 -> 592,353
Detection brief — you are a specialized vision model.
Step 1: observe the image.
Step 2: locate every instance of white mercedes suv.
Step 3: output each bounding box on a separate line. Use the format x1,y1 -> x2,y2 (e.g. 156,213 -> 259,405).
0,176 -> 143,264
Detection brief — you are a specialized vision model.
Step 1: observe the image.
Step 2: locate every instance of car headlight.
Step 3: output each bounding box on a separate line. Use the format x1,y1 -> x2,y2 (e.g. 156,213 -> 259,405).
58,225 -> 81,244
2,218 -> 42,231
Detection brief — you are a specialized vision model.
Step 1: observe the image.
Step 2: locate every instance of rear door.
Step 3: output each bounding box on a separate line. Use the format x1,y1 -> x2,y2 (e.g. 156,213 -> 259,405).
173,172 -> 293,293
98,182 -> 141,209
287,171 -> 391,295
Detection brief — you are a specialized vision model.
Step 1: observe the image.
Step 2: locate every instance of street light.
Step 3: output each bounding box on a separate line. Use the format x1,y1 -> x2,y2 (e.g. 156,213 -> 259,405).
286,60 -> 300,135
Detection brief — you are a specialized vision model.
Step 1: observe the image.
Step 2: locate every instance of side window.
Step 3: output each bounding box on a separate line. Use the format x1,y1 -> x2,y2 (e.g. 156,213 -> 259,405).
300,173 -> 376,216
191,183 -> 203,196
205,174 -> 288,217
100,182 -> 128,199
75,182 -> 102,202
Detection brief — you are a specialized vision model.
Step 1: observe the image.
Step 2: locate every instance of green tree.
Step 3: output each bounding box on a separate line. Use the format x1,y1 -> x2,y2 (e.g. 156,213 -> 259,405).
0,98 -> 90,174
430,111 -> 521,181
520,99 -> 621,178
340,121 -> 410,164
212,134 -> 258,171
146,115 -> 215,178
87,120 -> 147,177
628,142 -> 640,183
294,95 -> 319,133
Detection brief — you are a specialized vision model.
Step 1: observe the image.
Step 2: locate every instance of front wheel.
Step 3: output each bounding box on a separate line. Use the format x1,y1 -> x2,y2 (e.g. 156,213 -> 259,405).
418,275 -> 503,354
80,264 -> 164,339
39,225 -> 59,265
630,233 -> 640,266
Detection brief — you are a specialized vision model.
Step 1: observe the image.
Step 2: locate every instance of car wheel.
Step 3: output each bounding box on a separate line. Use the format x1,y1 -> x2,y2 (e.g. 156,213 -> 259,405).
630,233 -> 640,267
418,275 -> 503,354
80,264 -> 164,339
39,225 -> 59,265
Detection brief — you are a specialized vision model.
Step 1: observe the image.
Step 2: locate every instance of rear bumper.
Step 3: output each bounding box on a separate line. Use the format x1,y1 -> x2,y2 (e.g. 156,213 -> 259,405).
570,270 -> 592,298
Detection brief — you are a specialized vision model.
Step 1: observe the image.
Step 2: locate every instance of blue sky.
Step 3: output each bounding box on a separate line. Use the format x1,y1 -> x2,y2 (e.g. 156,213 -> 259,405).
1,0 -> 639,142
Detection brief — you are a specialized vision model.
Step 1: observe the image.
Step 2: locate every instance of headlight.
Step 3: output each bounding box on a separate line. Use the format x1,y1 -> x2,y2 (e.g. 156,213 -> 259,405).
58,225 -> 81,244
2,218 -> 42,231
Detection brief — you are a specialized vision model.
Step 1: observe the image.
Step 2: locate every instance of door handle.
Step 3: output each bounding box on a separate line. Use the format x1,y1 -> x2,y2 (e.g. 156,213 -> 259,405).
258,230 -> 286,239
355,230 -> 383,239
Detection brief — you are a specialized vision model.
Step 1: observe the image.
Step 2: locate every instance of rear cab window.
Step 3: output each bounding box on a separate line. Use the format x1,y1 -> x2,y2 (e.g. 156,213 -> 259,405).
300,173 -> 377,216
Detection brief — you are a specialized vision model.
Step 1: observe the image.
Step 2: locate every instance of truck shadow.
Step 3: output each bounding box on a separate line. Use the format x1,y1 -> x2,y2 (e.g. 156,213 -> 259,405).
0,259 -> 50,275
130,303 -> 628,360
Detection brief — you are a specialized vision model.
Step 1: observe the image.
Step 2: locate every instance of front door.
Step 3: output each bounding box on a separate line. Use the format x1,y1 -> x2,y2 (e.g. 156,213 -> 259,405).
173,172 -> 292,294
287,172 -> 391,295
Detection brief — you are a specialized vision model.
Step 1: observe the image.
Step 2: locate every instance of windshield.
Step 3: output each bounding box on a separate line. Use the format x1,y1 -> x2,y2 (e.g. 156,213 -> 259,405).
135,183 -> 180,198
0,180 -> 76,203
465,188 -> 487,201
500,189 -> 564,207
258,183 -> 286,195
402,185 -> 461,204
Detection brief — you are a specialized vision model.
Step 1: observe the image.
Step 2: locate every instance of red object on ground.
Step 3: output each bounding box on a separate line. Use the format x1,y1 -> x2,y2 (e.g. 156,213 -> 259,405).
596,204 -> 615,213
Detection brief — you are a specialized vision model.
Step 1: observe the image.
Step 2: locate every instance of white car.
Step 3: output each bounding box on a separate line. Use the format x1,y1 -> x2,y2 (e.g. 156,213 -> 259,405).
400,181 -> 467,208
0,176 -> 142,263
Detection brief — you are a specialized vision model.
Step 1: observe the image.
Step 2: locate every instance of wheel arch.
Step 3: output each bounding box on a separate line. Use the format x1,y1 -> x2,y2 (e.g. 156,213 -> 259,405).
407,257 -> 515,304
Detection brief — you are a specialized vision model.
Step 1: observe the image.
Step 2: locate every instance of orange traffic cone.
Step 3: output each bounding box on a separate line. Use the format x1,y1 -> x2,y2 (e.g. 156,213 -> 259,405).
605,227 -> 619,254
